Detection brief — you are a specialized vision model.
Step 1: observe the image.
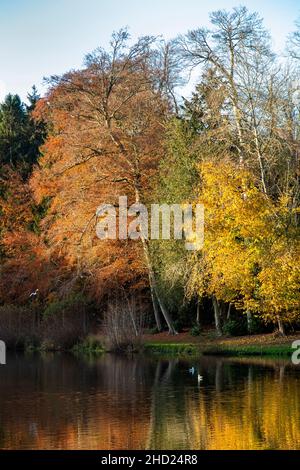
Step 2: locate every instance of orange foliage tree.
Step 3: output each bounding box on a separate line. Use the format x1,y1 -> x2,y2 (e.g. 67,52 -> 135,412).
30,30 -> 178,332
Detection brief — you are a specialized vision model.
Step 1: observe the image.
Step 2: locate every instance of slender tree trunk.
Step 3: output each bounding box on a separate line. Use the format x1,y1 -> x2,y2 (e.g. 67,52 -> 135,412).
134,186 -> 177,335
277,318 -> 286,336
246,310 -> 252,334
212,296 -> 222,336
154,285 -> 177,335
151,288 -> 162,332
142,238 -> 177,335
250,98 -> 268,195
229,77 -> 245,164
106,121 -> 177,334
227,303 -> 232,320
232,99 -> 244,164
127,298 -> 138,337
196,300 -> 200,325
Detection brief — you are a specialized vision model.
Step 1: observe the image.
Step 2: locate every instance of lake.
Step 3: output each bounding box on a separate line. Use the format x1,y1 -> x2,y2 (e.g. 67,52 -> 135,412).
0,352 -> 299,450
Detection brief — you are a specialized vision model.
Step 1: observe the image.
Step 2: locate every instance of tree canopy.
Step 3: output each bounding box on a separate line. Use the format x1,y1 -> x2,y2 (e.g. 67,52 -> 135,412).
0,7 -> 300,343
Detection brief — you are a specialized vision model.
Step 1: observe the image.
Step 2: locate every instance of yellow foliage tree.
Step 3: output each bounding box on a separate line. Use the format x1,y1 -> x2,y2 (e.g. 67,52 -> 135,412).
187,161 -> 300,331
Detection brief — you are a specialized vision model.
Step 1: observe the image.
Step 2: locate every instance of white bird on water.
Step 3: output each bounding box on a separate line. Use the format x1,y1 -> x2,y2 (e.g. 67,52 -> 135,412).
189,367 -> 204,383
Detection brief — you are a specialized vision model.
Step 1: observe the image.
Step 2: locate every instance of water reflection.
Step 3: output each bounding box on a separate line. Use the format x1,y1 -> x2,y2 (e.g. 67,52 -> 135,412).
0,353 -> 299,449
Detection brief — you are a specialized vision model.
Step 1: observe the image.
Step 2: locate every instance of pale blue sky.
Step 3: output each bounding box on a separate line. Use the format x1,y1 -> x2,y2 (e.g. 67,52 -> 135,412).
0,0 -> 299,101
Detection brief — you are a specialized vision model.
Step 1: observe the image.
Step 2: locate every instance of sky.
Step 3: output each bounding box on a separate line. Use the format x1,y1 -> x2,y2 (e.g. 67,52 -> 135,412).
0,0 -> 300,102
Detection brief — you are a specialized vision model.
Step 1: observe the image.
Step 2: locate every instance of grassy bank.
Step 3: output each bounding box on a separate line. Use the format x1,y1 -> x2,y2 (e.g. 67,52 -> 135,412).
142,331 -> 300,358
202,343 -> 293,357
143,341 -> 293,358
70,331 -> 300,358
144,343 -> 199,356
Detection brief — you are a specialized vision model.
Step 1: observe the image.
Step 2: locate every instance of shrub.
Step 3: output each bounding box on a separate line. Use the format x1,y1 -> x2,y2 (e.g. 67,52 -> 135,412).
190,324 -> 201,337
223,315 -> 268,337
72,335 -> 104,355
149,326 -> 160,335
223,318 -> 248,337
248,316 -> 267,335
173,318 -> 185,333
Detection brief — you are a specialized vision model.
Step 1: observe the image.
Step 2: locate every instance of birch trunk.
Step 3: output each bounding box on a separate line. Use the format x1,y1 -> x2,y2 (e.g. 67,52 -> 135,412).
246,310 -> 253,334
134,186 -> 177,335
142,238 -> 177,335
196,300 -> 200,325
277,318 -> 286,336
212,296 -> 222,336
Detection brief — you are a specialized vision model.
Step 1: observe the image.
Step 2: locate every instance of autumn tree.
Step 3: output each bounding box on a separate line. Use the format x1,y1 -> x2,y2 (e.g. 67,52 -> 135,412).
186,161 -> 300,333
1,11 -> 300,341
30,30 -> 180,333
176,6 -> 293,197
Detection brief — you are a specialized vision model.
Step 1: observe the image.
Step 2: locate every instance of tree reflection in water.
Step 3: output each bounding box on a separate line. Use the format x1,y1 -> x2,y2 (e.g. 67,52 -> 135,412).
0,353 -> 299,449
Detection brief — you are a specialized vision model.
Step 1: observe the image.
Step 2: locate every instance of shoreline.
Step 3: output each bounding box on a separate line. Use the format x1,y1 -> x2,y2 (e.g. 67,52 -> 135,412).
142,331 -> 300,358
5,331 -> 300,360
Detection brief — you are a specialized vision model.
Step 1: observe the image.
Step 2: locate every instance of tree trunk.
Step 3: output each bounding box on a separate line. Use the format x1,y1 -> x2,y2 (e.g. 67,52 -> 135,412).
212,296 -> 222,336
154,285 -> 177,335
196,300 -> 200,325
246,310 -> 252,334
134,185 -> 176,335
227,303 -> 232,320
151,288 -> 162,332
127,301 -> 138,337
277,318 -> 286,336
232,99 -> 244,164
106,124 -> 176,334
142,238 -> 177,335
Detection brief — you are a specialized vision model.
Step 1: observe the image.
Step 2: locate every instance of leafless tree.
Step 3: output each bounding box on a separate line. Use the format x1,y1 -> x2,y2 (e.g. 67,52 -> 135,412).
287,18 -> 300,60
176,6 -> 275,193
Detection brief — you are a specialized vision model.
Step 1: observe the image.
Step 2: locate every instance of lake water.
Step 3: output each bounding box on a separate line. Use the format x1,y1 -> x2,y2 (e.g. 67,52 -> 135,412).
0,352 -> 299,450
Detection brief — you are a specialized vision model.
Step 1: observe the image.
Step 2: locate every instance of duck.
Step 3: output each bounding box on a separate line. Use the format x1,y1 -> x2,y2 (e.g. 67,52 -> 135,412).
198,374 -> 203,383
